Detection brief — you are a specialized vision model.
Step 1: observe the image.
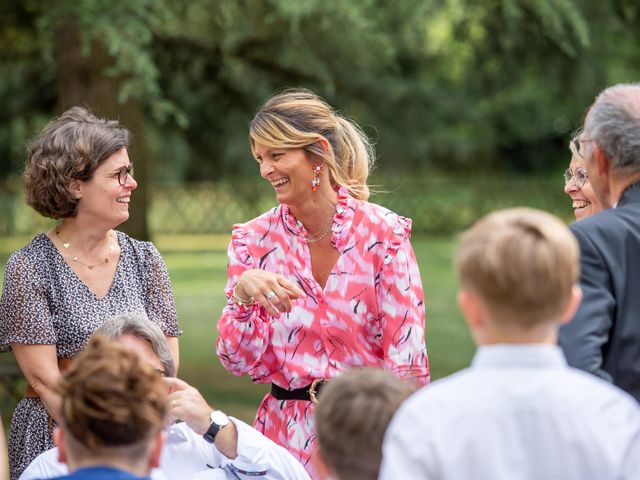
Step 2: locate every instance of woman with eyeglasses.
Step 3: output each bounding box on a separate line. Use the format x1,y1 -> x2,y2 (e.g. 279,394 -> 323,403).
564,132 -> 603,220
0,107 -> 181,480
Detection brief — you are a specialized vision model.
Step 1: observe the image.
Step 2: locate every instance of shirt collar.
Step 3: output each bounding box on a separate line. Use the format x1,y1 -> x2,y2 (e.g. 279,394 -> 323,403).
471,344 -> 567,369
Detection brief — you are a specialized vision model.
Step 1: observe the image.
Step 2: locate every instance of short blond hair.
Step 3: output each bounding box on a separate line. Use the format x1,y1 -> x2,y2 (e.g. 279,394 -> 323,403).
314,368 -> 415,480
455,208 -> 579,327
249,88 -> 374,200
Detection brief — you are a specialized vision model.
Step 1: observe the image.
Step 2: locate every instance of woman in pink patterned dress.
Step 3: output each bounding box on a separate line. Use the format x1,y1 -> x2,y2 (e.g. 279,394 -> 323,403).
216,89 -> 429,475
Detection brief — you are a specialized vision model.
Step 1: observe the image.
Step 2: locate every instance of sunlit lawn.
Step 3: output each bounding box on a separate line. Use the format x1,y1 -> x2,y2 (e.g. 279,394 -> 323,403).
0,233 -> 475,425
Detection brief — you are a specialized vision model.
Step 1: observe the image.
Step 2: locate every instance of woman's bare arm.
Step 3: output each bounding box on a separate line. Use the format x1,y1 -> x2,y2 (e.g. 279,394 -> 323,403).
11,344 -> 62,423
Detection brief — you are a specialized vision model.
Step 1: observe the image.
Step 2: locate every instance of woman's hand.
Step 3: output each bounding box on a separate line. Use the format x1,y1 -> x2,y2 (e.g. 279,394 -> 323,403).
235,269 -> 305,316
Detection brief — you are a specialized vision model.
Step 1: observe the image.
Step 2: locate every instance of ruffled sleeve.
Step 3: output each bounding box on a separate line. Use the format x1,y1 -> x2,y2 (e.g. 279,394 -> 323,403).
376,215 -> 430,385
0,248 -> 55,352
216,223 -> 272,381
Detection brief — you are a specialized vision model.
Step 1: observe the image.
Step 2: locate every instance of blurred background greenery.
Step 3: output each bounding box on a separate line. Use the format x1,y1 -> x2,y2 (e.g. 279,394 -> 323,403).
2,0 -> 640,428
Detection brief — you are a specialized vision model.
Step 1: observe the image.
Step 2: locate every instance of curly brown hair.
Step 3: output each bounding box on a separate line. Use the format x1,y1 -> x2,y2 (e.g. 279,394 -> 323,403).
23,106 -> 129,219
58,335 -> 166,451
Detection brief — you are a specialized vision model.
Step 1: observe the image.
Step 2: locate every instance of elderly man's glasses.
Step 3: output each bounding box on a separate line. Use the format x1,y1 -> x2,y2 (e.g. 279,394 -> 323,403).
563,167 -> 588,188
117,164 -> 135,186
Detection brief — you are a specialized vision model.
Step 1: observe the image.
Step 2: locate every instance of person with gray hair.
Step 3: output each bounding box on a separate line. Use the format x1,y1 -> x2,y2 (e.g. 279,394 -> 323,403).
96,314 -> 176,378
559,82 -> 640,401
20,315 -> 310,480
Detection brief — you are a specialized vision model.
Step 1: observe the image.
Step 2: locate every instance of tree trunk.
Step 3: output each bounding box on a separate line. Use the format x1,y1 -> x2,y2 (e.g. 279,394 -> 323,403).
54,23 -> 150,241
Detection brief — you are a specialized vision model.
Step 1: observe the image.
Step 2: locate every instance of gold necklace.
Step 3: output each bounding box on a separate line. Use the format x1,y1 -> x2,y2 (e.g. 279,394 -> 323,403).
55,228 -> 116,270
306,212 -> 335,244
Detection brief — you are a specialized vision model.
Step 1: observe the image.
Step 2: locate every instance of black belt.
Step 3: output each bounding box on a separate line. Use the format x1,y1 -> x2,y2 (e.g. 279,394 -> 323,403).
271,379 -> 327,404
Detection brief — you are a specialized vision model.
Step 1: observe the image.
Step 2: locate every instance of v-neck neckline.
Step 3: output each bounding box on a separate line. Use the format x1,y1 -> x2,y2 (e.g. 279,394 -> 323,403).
42,232 -> 122,301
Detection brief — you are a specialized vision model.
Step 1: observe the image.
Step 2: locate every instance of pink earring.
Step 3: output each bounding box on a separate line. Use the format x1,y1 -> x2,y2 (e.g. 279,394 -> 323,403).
312,163 -> 323,192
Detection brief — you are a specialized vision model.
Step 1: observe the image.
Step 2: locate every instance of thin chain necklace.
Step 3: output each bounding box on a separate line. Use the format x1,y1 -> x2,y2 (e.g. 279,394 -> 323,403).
55,227 -> 116,270
306,211 -> 335,244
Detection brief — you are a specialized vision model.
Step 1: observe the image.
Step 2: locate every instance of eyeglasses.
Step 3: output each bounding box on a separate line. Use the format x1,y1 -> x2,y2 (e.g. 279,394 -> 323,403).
563,167 -> 588,188
117,164 -> 135,186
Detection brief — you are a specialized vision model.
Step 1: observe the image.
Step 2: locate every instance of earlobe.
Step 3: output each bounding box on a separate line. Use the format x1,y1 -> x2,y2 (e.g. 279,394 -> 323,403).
310,447 -> 334,480
593,144 -> 610,177
54,428 -> 67,464
316,137 -> 330,153
68,179 -> 82,200
149,431 -> 165,469
458,290 -> 482,329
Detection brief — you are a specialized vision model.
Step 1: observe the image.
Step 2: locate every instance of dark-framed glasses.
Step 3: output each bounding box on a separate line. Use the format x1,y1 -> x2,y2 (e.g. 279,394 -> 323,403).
563,167 -> 588,188
117,163 -> 135,186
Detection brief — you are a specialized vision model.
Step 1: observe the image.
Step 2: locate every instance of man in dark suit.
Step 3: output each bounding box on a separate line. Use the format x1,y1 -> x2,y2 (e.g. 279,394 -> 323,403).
559,83 -> 640,401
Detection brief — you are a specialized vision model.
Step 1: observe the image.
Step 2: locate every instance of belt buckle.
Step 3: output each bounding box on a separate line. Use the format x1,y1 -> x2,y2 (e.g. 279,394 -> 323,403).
309,378 -> 326,404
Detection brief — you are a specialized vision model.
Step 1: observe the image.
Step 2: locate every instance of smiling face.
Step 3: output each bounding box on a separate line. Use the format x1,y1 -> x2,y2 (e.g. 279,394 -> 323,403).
75,148 -> 137,228
564,153 -> 602,220
253,142 -> 326,208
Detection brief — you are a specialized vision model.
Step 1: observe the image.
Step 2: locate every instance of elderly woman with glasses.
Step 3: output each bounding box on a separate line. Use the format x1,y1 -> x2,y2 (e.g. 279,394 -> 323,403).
0,107 -> 181,480
564,132 -> 603,220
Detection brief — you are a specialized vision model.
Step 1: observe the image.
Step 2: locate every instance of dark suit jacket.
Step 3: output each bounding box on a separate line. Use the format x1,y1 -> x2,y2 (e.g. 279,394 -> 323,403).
559,182 -> 640,401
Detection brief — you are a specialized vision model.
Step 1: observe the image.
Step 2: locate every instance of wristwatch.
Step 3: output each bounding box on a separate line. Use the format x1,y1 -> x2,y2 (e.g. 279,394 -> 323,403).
203,410 -> 229,444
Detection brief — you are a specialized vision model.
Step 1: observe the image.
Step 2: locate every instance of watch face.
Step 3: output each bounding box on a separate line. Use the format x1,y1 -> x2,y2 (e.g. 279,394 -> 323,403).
210,410 -> 229,426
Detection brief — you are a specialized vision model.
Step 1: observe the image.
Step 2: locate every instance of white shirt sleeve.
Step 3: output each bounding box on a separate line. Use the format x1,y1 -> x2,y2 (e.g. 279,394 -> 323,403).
217,418 -> 310,480
19,448 -> 67,480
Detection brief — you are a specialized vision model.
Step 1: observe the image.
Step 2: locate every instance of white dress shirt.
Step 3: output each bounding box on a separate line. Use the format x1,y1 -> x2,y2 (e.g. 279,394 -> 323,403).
380,344 -> 640,480
20,418 -> 310,480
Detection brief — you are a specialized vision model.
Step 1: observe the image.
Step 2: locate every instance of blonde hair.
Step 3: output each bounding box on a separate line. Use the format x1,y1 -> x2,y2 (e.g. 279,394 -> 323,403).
249,88 -> 375,200
57,336 -> 166,457
455,208 -> 579,327
314,368 -> 415,480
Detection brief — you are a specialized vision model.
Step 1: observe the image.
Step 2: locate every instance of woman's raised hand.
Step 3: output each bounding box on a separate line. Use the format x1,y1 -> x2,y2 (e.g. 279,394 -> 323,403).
235,269 -> 305,316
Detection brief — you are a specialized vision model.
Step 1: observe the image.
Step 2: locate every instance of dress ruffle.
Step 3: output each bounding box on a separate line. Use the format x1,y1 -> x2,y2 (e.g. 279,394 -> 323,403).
382,215 -> 413,273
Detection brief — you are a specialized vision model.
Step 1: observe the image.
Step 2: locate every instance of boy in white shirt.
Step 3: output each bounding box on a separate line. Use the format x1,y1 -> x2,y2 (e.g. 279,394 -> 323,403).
380,208 -> 640,480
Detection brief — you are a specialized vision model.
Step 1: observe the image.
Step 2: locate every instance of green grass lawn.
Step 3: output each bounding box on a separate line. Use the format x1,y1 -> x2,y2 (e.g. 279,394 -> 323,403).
0,233 -> 475,425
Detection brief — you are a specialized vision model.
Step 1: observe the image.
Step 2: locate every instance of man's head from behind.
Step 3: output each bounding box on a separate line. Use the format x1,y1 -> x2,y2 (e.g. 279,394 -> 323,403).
313,368 -> 415,480
55,336 -> 167,475
455,208 -> 581,344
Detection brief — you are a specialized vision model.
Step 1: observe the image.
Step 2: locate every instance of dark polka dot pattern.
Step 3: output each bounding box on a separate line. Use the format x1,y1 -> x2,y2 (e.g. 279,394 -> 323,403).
0,231 -> 181,480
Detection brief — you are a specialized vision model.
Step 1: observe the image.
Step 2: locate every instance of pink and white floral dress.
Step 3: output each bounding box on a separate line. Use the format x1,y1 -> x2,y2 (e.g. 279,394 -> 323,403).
216,187 -> 429,474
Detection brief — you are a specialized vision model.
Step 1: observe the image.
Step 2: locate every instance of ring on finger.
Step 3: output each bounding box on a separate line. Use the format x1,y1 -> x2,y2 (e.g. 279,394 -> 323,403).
266,290 -> 277,300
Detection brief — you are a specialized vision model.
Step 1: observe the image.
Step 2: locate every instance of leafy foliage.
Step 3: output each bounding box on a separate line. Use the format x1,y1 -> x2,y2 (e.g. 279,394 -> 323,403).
1,0 -> 640,184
